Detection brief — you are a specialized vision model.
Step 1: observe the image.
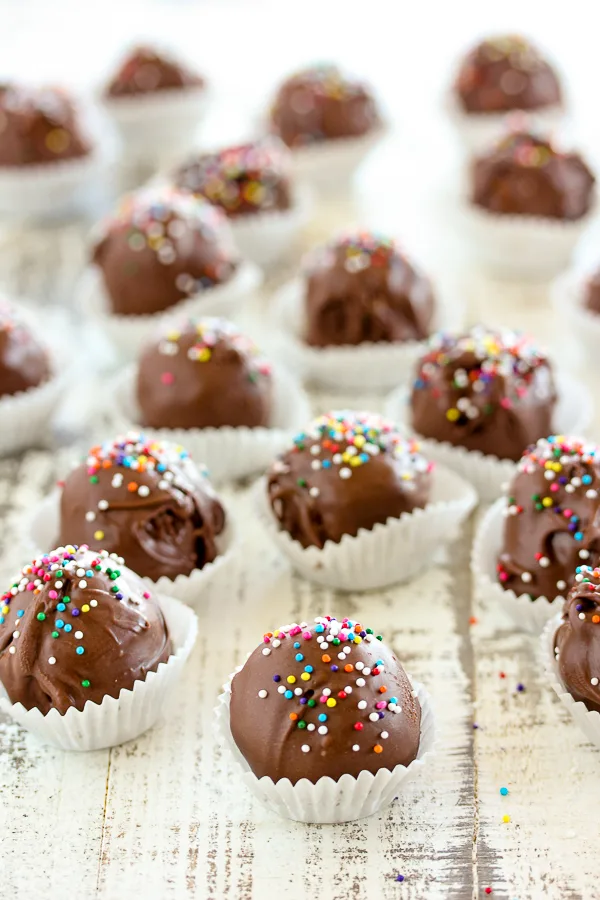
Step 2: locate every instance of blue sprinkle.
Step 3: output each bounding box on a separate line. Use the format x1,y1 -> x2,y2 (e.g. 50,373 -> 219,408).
86,570 -> 93,578
76,647 -> 84,655
295,653 -> 303,662
284,690 -> 293,699
318,714 -> 327,722
583,474 -> 593,485
64,624 -> 72,633
389,697 -> 398,704
500,787 -> 509,796
57,603 -> 66,612
322,460 -> 332,469
575,532 -> 584,541
0,617 -> 4,625
17,610 -> 24,618
56,620 -> 64,629
304,665 -> 313,673
293,642 -> 300,649
315,624 -> 325,633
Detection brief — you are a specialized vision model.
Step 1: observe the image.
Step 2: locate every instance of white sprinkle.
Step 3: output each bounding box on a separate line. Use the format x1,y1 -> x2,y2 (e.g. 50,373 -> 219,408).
311,460 -> 321,471
544,470 -> 554,481
337,652 -> 346,660
138,485 -> 150,498
74,631 -> 83,640
272,639 -> 281,648
48,657 -> 56,665
381,731 -> 389,739
307,723 -> 315,731
258,689 -> 268,698
538,557 -> 550,568
77,569 -> 86,577
339,467 -> 352,480
79,580 -> 87,589
85,511 -> 96,522
294,688 -> 302,696
369,712 -> 380,722
579,612 -> 586,619
333,454 -> 343,464
309,487 -> 320,498
521,572 -> 532,583
344,686 -> 352,694
591,678 -> 599,687
277,686 -> 286,694
90,600 -> 98,608
262,648 -> 271,656
356,678 -> 366,687
98,500 -> 109,511
55,581 -> 63,589
301,744 -> 310,753
322,688 -> 331,696
357,700 -> 367,710
393,706 -> 402,714
565,484 -> 576,494
112,474 -> 123,488
355,661 -> 364,671
318,725 -> 328,735
352,744 -> 360,752
12,631 -> 19,639
557,580 -> 567,591
579,550 -> 590,560
362,667 -> 371,676
9,646 -> 15,654
587,489 -> 598,499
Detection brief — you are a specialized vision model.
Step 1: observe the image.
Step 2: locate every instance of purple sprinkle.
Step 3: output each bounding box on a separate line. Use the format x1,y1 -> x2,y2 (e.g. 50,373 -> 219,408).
71,609 -> 80,617
395,874 -> 405,882
516,683 -> 525,692
273,675 -> 281,682
473,723 -> 479,729
378,711 -> 385,719
299,698 -> 307,705
331,665 -> 339,672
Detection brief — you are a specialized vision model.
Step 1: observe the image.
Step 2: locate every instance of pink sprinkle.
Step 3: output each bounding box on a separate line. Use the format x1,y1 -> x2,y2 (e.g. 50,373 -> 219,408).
376,701 -> 387,709
550,484 -> 559,492
161,372 -> 175,385
87,467 -> 96,475
564,509 -> 573,518
26,583 -> 35,591
302,631 -> 311,640
319,695 -> 327,703
49,556 -> 59,563
500,398 -> 512,410
499,572 -> 508,582
48,590 -> 58,600
263,636 -> 271,643
143,591 -> 151,599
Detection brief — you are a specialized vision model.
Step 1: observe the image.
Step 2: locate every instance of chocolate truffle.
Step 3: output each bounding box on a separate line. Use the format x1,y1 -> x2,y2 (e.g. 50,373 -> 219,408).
304,232 -> 435,347
269,64 -> 380,148
267,412 -> 431,550
411,326 -> 557,462
229,615 -> 421,783
136,317 -> 273,430
455,35 -> 562,114
0,84 -> 90,167
0,302 -> 50,398
554,565 -> 600,712
92,187 -> 238,317
105,46 -> 203,98
583,267 -> 600,315
497,437 -> 600,601
471,131 -> 595,220
0,544 -> 171,714
58,434 -> 226,582
174,137 -> 292,218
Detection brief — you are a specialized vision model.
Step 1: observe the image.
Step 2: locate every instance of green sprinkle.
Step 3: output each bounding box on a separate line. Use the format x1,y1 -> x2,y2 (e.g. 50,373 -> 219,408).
81,680 -> 90,688
63,596 -> 70,604
307,699 -> 316,707
297,478 -> 307,487
111,586 -> 119,593
332,638 -> 340,646
90,475 -> 99,484
36,612 -> 46,621
297,720 -> 306,729
52,631 -> 59,639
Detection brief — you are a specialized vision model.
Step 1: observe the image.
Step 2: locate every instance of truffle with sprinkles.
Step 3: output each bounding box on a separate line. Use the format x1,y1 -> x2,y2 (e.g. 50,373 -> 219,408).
174,137 -> 292,218
229,615 -> 421,783
0,299 -> 51,397
454,35 -> 562,114
498,436 -> 600,601
410,325 -> 557,461
267,411 -> 432,549
0,83 -> 91,167
269,64 -> 380,148
0,544 -> 171,714
554,565 -> 600,713
92,186 -> 238,317
136,316 -> 273,430
104,45 -> 204,98
58,433 -> 225,582
471,130 -> 595,220
303,231 -> 435,347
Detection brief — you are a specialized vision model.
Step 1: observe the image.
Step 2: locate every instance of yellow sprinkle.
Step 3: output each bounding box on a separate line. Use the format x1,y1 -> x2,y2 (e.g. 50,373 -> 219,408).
354,436 -> 365,448
353,636 -> 362,643
300,672 -> 311,681
287,675 -> 296,684
94,530 -> 105,540
326,698 -> 337,708
502,815 -> 511,824
82,604 -> 90,613
446,408 -> 460,422
2,606 -> 9,615
45,128 -> 70,154
542,498 -> 552,508
350,457 -> 362,467
199,348 -> 211,362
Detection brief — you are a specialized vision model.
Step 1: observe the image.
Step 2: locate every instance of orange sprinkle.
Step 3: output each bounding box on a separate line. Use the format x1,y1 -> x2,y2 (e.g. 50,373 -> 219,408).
373,744 -> 383,753
344,664 -> 354,673
378,686 -> 387,693
469,616 -> 478,625
127,481 -> 138,492
593,615 -> 600,624
289,713 -> 298,721
322,654 -> 331,663
354,625 -> 362,633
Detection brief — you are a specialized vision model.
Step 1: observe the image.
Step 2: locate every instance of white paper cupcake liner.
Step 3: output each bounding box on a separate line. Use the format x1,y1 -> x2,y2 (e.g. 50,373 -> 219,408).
106,362 -> 312,484
254,464 -> 476,591
541,614 -> 600,747
457,197 -> 595,280
103,87 -> 209,167
286,127 -> 386,195
214,669 -> 436,823
385,371 -> 593,504
444,92 -> 565,155
0,592 -> 197,751
27,490 -> 241,610
268,276 -> 465,392
228,183 -> 313,269
472,497 -> 562,634
76,260 -> 263,364
0,371 -> 66,457
550,267 -> 600,366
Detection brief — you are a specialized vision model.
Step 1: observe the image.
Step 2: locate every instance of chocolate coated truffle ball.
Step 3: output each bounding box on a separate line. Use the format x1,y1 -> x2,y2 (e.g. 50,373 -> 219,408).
583,268 -> 600,315
92,187 -> 238,317
174,137 -> 292,218
455,35 -> 562,114
554,565 -> 600,712
0,302 -> 50,398
136,317 -> 273,430
270,65 -> 380,148
267,412 -> 431,549
58,434 -> 225,582
497,437 -> 600,601
0,544 -> 171,714
411,326 -> 557,462
304,232 -> 435,347
229,615 -> 421,783
471,131 -> 595,220
0,84 -> 90,167
105,46 -> 204,98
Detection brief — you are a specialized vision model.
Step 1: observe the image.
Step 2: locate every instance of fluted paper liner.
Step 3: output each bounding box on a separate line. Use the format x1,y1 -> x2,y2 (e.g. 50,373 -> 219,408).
228,184 -> 312,268
386,371 -> 593,503
0,370 -> 66,457
103,87 -> 209,167
457,198 -> 595,279
472,497 -> 561,634
285,127 -> 386,195
214,670 -> 436,823
0,593 -> 198,751
551,268 -> 600,365
254,465 -> 476,591
107,362 -> 312,484
541,614 -> 600,747
444,92 -> 565,155
27,491 -> 240,609
76,261 -> 262,363
269,277 -> 465,391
